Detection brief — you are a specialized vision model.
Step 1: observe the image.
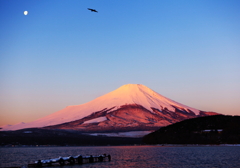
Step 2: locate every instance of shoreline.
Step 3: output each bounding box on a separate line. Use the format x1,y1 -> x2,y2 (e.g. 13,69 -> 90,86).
1,144 -> 240,148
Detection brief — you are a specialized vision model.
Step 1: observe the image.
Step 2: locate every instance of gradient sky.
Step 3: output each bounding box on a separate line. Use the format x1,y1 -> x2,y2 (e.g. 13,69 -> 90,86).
1,0 -> 240,126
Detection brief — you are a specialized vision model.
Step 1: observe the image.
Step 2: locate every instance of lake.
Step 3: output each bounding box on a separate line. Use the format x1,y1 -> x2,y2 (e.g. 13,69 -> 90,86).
1,145 -> 240,168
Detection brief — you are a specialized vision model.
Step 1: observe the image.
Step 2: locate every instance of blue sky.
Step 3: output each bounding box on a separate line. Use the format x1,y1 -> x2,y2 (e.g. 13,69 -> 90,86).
1,0 -> 240,126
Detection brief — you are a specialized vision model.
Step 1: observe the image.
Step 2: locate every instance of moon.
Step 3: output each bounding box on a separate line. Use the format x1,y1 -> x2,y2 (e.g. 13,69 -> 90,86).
24,11 -> 28,15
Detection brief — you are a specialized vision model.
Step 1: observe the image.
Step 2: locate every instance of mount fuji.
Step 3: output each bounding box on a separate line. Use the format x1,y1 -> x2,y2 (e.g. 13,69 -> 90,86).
1,84 -> 218,132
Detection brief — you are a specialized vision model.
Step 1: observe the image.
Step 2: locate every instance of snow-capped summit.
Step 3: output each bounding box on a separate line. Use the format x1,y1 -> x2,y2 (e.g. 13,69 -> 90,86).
1,84 -> 218,131
108,84 -> 200,114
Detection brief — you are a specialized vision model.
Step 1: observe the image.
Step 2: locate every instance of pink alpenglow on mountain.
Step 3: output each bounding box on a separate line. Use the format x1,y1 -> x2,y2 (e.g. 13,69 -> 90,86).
1,84 -> 219,132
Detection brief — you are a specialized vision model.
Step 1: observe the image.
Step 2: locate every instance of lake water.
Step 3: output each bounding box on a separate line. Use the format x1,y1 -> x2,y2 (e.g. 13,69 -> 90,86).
1,145 -> 240,168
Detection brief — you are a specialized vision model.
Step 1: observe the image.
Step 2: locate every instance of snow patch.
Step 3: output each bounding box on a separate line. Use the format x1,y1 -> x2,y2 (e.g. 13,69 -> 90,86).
86,131 -> 153,138
83,116 -> 107,124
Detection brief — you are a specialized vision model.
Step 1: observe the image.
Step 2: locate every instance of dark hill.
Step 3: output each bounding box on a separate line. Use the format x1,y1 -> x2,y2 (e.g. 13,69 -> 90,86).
143,115 -> 240,144
0,128 -> 141,146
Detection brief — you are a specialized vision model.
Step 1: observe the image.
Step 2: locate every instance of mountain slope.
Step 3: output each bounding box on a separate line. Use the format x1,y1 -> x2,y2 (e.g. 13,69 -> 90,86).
1,84 -> 218,131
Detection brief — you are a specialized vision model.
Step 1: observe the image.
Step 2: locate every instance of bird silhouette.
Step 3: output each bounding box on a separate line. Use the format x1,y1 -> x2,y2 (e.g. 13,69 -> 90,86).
87,8 -> 98,13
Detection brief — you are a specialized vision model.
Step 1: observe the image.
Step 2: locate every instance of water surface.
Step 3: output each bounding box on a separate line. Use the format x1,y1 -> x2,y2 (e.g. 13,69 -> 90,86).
1,146 -> 240,168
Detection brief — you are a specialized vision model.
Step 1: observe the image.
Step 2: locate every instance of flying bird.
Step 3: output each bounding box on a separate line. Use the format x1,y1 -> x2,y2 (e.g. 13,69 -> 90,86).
88,8 -> 98,13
